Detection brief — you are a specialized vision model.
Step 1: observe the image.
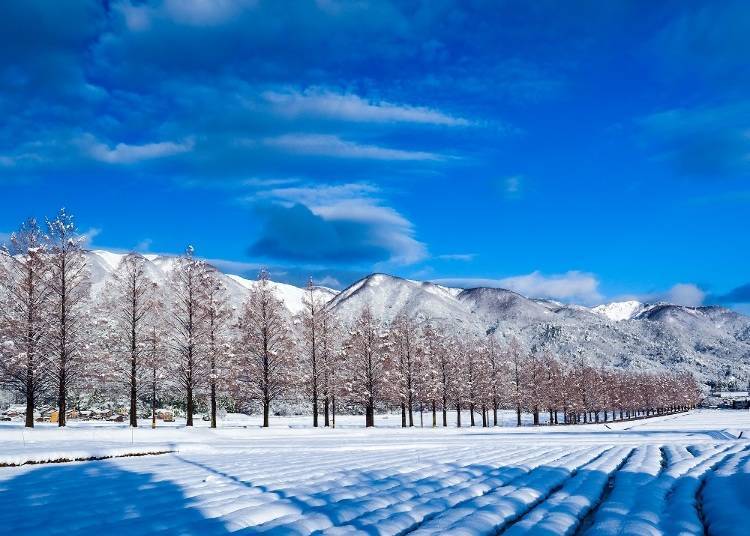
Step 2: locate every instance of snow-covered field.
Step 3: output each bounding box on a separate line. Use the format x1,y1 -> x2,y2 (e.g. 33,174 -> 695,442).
0,410 -> 748,535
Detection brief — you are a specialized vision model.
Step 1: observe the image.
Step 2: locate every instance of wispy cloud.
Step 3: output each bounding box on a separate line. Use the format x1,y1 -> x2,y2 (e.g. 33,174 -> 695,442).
433,270 -> 603,304
134,238 -> 153,252
711,282 -> 750,305
612,282 -> 707,307
437,253 -> 476,261
81,227 -> 102,247
262,87 -> 472,126
501,175 -> 524,200
638,101 -> 750,177
262,134 -> 444,161
203,257 -> 264,274
81,135 -> 194,164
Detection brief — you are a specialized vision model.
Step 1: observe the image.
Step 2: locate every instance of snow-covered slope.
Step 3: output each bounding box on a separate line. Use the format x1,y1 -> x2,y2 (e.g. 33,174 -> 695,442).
85,250 -> 337,314
591,300 -> 644,321
69,251 -> 750,382
328,274 -> 750,382
328,274 -> 471,327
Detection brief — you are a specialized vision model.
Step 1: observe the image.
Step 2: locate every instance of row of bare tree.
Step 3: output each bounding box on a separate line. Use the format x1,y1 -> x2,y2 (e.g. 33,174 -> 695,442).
0,211 -> 702,429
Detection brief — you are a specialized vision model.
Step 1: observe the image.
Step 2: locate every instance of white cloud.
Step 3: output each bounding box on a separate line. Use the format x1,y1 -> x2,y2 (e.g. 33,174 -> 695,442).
437,253 -> 476,261
82,135 -> 194,164
433,270 -> 603,304
615,282 -> 707,307
0,152 -> 45,168
317,275 -> 343,289
81,227 -> 102,247
263,134 -> 443,161
258,183 -> 380,209
162,0 -> 258,26
262,88 -> 471,126
503,175 -> 524,199
134,238 -> 153,252
253,182 -> 428,265
203,257 -> 264,274
665,283 -> 706,306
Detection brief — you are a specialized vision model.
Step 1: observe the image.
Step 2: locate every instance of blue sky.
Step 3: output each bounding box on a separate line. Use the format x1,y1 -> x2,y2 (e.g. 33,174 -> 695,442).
1,1 -> 749,311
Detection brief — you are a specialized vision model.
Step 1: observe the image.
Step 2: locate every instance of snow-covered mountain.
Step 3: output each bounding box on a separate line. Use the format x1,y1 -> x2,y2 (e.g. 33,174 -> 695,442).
85,250 -> 337,314
83,251 -> 750,383
591,300 -> 644,321
327,273 -> 750,383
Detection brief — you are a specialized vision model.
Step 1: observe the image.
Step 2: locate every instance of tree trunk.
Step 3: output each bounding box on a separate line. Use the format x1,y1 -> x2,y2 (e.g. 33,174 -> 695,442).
186,385 -> 194,427
456,402 -> 461,427
324,395 -> 330,427
332,395 -> 336,429
408,392 -> 414,427
263,398 -> 270,428
442,395 -> 448,427
432,400 -> 437,427
493,398 -> 498,427
151,367 -> 157,429
470,403 -> 475,426
130,341 -> 138,428
210,379 -> 217,428
25,353 -> 34,428
312,390 -> 319,428
516,403 -> 521,427
401,401 -> 407,428
366,398 -> 374,428
58,367 -> 66,427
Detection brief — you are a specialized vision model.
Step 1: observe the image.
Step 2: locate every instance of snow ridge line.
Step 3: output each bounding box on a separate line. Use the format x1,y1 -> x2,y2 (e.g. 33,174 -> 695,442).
695,444 -> 750,536
389,447 -> 580,535
497,446 -> 624,536
568,447 -> 636,536
405,446 -> 606,535
0,449 -> 175,468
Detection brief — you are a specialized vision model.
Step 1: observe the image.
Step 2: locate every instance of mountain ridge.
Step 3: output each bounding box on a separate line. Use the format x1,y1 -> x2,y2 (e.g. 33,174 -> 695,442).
83,251 -> 750,384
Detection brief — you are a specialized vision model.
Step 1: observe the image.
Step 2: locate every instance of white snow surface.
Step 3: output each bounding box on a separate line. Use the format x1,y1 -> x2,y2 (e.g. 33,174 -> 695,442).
591,300 -> 644,321
0,410 -> 749,535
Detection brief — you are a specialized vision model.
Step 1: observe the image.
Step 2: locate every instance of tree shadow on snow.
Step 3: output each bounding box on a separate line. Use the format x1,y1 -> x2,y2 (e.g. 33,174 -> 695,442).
0,461 -> 231,536
0,449 -> 739,536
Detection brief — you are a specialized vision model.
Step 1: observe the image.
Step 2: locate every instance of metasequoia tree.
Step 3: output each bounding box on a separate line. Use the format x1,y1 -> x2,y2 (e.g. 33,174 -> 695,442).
102,253 -> 154,427
448,338 -> 467,427
507,337 -> 524,427
299,278 -> 326,427
46,209 -> 90,427
0,219 -> 52,427
344,306 -> 387,427
202,267 -> 231,428
143,291 -> 167,429
318,302 -> 341,427
484,335 -> 503,426
432,328 -> 454,427
237,269 -> 293,427
390,312 -> 419,427
420,322 -> 444,427
168,246 -> 207,427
